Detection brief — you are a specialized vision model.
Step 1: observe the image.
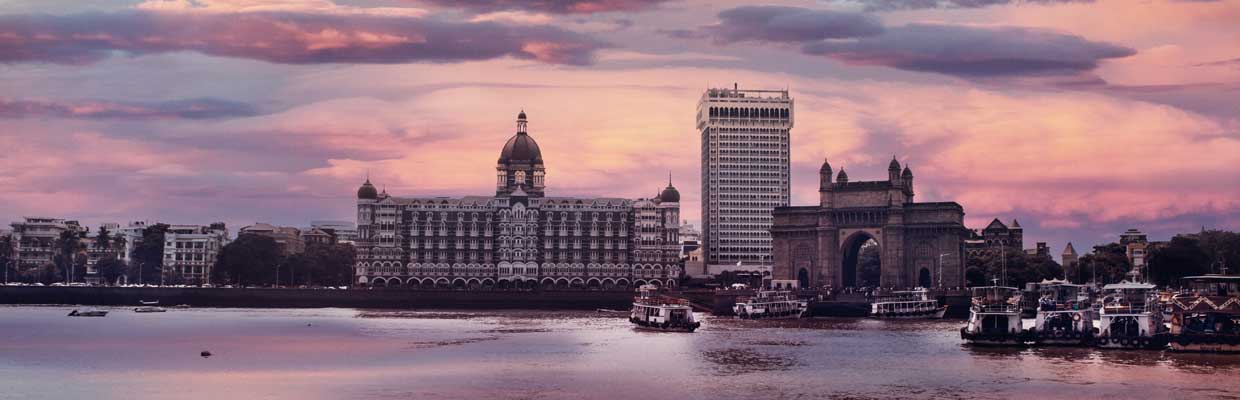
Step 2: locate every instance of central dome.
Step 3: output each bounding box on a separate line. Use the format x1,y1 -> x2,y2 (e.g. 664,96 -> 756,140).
499,111 -> 542,164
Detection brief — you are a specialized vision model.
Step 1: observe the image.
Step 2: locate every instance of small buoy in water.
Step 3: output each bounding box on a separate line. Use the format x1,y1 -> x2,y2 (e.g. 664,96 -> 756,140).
200,351 -> 212,358
306,323 -> 312,327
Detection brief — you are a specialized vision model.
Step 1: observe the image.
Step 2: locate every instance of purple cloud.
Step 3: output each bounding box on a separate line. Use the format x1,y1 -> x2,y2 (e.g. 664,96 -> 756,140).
0,10 -> 606,65
802,23 -> 1134,77
417,0 -> 671,14
706,6 -> 883,43
841,0 -> 1094,12
0,98 -> 259,120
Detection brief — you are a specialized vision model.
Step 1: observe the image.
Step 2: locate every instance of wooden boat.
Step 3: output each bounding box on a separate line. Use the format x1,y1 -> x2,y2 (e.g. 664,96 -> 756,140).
630,285 -> 699,332
1167,274 -> 1240,352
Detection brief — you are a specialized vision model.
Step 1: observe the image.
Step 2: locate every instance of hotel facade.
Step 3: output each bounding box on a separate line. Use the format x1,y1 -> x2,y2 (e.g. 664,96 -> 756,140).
353,112 -> 682,289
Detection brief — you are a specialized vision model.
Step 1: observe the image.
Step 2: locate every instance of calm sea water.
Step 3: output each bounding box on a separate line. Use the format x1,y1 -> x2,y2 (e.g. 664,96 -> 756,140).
1,305 -> 1238,400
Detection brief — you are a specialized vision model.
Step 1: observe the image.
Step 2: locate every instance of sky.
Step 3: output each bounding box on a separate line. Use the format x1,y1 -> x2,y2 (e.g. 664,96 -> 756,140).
1,0 -> 1237,255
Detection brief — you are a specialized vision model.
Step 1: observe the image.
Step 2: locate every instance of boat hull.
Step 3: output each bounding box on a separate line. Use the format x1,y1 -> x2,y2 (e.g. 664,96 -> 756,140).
960,328 -> 1029,346
1168,334 -> 1240,353
1095,335 -> 1168,350
872,306 -> 947,319
630,318 -> 699,332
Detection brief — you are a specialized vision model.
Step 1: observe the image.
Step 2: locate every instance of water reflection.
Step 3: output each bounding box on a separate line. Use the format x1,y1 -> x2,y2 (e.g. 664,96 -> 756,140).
1,306 -> 1238,400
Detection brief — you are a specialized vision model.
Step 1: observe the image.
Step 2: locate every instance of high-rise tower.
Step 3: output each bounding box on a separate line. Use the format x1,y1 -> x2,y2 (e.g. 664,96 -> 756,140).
697,85 -> 792,272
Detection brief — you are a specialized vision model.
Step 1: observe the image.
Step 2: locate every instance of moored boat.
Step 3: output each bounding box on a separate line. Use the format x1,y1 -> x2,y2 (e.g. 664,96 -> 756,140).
134,306 -> 167,313
734,290 -> 808,319
961,286 -> 1028,346
870,288 -> 947,319
630,285 -> 700,332
1167,274 -> 1240,352
1031,282 -> 1096,346
68,309 -> 108,317
1096,282 -> 1168,349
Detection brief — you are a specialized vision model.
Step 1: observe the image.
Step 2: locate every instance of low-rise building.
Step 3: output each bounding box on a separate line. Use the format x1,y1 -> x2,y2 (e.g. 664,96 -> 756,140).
240,223 -> 304,255
162,223 -> 228,284
310,220 -> 357,244
9,217 -> 86,270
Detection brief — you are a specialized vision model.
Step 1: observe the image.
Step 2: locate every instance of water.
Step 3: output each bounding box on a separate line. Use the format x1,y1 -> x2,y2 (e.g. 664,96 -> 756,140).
1,306 -> 1238,400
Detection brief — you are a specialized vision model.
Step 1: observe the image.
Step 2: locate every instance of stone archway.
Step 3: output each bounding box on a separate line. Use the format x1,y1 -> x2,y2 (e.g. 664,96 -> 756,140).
840,232 -> 881,288
918,268 -> 932,288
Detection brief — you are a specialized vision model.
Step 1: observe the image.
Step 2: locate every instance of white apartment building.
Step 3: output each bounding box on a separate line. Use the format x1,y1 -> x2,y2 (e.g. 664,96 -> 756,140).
9,217 -> 86,269
697,84 -> 792,273
163,223 -> 229,284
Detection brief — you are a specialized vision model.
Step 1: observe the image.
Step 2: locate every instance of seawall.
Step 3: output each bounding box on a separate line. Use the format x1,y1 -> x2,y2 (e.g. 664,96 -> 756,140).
0,286 -> 636,310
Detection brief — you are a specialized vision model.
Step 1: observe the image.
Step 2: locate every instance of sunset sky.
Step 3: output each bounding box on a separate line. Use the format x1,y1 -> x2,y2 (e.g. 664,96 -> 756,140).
1,0 -> 1237,254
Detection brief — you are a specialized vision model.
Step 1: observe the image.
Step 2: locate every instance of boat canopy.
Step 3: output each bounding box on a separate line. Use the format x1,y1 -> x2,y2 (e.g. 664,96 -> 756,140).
1103,282 -> 1156,291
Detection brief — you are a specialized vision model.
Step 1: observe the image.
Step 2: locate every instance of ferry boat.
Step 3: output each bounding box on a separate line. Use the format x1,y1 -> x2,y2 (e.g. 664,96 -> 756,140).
1096,282 -> 1168,349
630,285 -> 700,332
1030,282 -> 1096,346
961,286 -> 1027,346
870,289 -> 947,318
733,290 -> 808,319
1167,274 -> 1240,352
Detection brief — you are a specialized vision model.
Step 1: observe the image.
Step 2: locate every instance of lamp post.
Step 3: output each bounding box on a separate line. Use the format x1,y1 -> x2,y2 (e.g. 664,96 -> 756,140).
938,253 -> 951,289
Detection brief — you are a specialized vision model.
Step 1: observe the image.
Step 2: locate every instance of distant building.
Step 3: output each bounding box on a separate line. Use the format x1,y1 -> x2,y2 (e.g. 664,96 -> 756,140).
162,223 -> 229,284
310,220 -> 357,244
678,221 -> 701,258
353,111 -> 682,289
965,218 -> 1024,257
698,84 -> 792,274
1120,228 -> 1150,275
240,223 -> 304,255
1024,242 -> 1050,259
1062,242 -> 1079,270
9,217 -> 86,270
301,227 -> 335,246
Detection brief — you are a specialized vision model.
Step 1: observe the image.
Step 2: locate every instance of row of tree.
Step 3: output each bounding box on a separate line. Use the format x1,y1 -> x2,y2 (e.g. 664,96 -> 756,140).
213,235 -> 356,287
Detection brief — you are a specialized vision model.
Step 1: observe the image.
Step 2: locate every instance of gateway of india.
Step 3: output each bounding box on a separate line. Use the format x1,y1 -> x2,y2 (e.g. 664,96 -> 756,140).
352,112 -> 683,289
770,158 -> 968,290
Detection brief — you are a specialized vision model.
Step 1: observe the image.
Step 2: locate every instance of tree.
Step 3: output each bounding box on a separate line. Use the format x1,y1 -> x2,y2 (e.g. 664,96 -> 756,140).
96,255 -> 128,286
213,234 -> 282,286
132,223 -> 169,285
966,247 -> 1061,288
1148,235 -> 1212,286
0,234 -> 13,283
857,242 -> 881,287
54,230 -> 82,283
96,225 -> 111,250
1076,243 -> 1131,285
1196,230 -> 1240,273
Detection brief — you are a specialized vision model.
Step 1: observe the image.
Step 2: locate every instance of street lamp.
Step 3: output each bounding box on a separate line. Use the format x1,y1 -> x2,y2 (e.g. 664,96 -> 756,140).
938,253 -> 951,289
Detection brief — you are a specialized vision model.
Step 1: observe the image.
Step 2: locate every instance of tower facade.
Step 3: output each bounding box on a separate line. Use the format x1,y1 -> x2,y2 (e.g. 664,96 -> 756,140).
696,85 -> 792,272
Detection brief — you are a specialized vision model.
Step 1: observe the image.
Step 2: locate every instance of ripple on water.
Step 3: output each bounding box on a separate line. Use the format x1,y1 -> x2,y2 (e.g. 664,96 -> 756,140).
699,347 -> 799,375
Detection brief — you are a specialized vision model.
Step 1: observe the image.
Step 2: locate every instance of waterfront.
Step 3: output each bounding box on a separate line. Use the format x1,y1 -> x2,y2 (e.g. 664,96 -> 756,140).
2,307 -> 1239,399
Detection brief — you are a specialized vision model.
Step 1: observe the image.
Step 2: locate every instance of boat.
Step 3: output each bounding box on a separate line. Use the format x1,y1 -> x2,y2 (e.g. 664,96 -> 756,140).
1167,274 -> 1240,352
67,309 -> 108,317
630,285 -> 700,332
139,300 -> 160,306
172,304 -> 192,309
1030,281 -> 1096,346
733,290 -> 808,319
870,288 -> 947,319
134,306 -> 167,313
961,285 -> 1028,345
1096,282 -> 1169,349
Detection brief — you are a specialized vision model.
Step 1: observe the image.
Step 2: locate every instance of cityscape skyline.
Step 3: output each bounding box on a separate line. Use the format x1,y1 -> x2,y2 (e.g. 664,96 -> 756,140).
2,0 -> 1238,258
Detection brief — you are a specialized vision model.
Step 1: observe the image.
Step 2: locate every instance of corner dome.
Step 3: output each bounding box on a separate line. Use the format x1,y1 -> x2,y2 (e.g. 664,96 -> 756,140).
499,110 -> 542,164
357,179 -> 378,200
888,156 -> 901,171
660,184 -> 680,203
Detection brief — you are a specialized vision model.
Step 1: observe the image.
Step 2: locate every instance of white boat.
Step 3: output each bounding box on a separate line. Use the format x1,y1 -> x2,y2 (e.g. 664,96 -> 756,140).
134,306 -> 167,313
1167,274 -> 1240,352
1096,282 -> 1168,349
67,309 -> 108,317
961,286 -> 1028,346
733,290 -> 808,319
870,289 -> 947,319
630,285 -> 699,332
139,300 -> 160,306
1030,281 -> 1096,346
